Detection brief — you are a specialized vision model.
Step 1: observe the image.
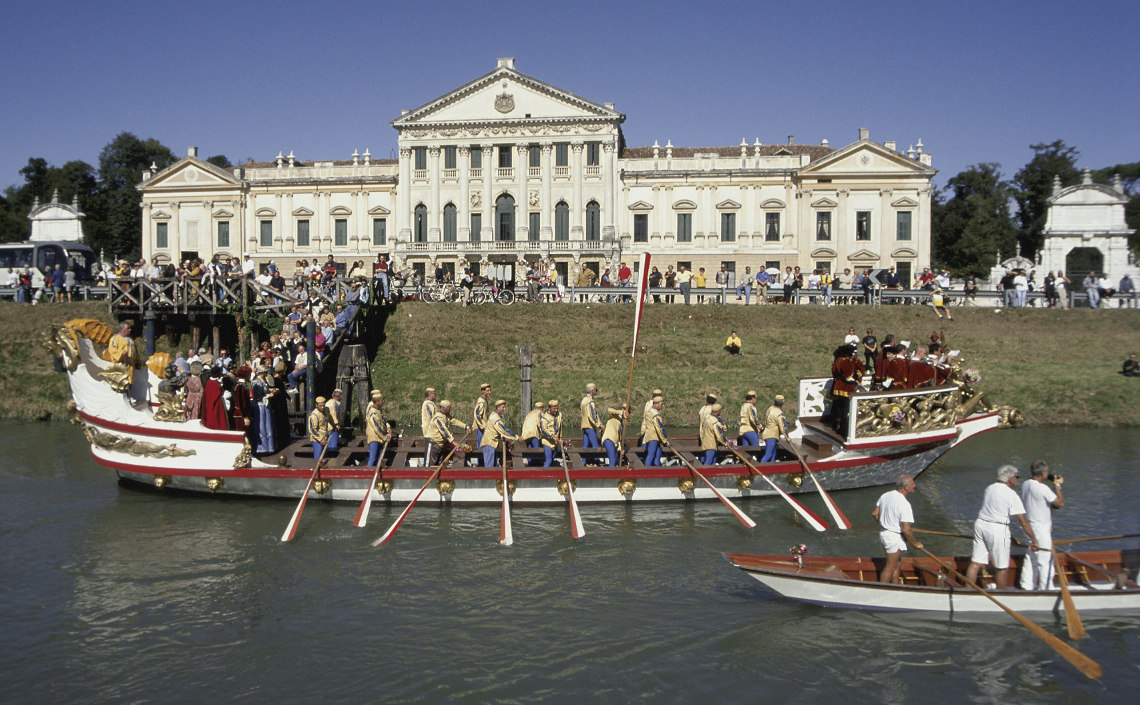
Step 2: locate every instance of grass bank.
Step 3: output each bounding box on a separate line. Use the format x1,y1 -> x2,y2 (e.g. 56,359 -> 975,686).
371,301 -> 1140,430
4,299 -> 1138,427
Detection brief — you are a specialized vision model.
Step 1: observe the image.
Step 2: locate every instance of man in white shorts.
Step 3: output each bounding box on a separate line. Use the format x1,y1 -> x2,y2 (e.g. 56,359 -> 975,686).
964,465 -> 1039,589
1018,460 -> 1064,590
871,474 -> 922,584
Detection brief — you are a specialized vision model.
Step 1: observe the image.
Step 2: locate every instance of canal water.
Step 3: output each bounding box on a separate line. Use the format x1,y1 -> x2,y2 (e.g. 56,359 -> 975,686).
1,422 -> 1137,704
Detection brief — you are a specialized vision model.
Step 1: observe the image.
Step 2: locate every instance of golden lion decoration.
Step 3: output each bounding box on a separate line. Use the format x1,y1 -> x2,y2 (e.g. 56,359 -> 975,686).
677,478 -> 695,494
556,478 -> 576,496
81,423 -> 196,458
496,478 -> 517,496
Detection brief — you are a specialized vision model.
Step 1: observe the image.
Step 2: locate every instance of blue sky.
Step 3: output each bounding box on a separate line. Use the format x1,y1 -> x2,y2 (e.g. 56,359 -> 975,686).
2,0 -> 1136,193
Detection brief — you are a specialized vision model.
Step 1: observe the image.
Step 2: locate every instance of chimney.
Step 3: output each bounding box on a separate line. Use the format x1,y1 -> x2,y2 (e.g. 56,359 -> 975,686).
1052,175 -> 1061,196
821,138 -> 830,148
858,128 -> 870,141
188,146 -> 198,158
604,102 -> 614,110
884,141 -> 896,151
787,135 -> 794,145
1115,173 -> 1125,194
497,57 -> 515,70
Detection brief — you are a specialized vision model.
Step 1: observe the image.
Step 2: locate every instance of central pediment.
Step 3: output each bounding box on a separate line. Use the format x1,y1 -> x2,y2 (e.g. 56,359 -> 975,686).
393,59 -> 624,129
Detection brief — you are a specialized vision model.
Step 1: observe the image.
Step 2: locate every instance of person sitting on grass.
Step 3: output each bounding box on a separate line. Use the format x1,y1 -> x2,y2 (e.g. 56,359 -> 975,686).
724,330 -> 742,356
1123,353 -> 1140,377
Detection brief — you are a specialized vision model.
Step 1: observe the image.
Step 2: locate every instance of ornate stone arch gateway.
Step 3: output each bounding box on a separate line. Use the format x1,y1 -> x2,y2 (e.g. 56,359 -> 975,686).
1038,171 -> 1136,281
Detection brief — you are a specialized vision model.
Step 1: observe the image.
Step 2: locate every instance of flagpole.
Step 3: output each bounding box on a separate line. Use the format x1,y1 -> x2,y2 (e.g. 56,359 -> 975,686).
620,253 -> 651,450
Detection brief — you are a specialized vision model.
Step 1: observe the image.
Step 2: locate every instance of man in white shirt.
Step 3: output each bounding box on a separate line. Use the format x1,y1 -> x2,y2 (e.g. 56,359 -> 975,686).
1018,460 -> 1064,590
871,474 -> 923,584
287,344 -> 309,392
965,465 -> 1040,589
241,253 -> 256,277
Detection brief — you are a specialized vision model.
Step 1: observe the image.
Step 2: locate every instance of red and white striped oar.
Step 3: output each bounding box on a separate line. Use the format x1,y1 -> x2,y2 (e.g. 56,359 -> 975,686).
561,444 -> 585,539
372,430 -> 471,547
672,447 -> 756,529
353,436 -> 391,528
500,443 -> 513,546
782,424 -> 851,530
281,468 -> 319,542
730,447 -> 829,532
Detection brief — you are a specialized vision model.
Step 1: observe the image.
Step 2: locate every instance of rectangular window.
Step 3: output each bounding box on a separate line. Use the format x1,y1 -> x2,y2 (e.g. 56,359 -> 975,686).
676,213 -> 692,243
443,207 -> 456,243
529,212 -> 540,242
816,212 -> 831,241
413,147 -> 427,170
586,142 -> 600,166
470,147 -> 482,170
470,213 -> 481,242
529,146 -> 541,168
634,214 -> 648,243
720,212 -> 736,242
156,222 -> 168,249
896,261 -> 912,286
216,221 -> 229,248
334,218 -> 348,247
498,146 -> 512,168
259,220 -> 273,247
555,143 -> 569,167
765,260 -> 781,272
765,213 -> 780,241
372,218 -> 386,246
555,206 -> 569,241
856,211 -> 872,241
443,146 -> 456,170
896,211 -> 912,241
297,220 -> 310,247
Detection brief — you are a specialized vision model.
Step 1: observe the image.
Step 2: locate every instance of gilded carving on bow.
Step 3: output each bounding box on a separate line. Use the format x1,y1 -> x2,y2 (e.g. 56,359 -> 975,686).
855,390 -> 959,438
98,364 -> 135,393
233,439 -> 252,469
154,390 -> 188,423
82,423 -> 197,458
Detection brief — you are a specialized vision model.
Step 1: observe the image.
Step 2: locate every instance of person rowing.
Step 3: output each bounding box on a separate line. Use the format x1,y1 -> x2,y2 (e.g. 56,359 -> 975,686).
871,474 -> 923,584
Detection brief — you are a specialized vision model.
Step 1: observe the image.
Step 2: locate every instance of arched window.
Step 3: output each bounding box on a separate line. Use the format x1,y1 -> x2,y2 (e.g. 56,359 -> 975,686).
414,204 -> 427,243
443,203 -> 457,242
585,201 -> 600,241
495,194 -> 515,242
555,202 -> 569,241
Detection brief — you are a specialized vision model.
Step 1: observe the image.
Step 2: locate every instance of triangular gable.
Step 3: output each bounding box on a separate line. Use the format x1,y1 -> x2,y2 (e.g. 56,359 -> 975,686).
716,199 -> 741,210
212,208 -> 233,218
811,197 -> 838,208
141,157 -> 241,190
368,205 -> 391,216
848,249 -> 880,262
891,197 -> 919,208
802,140 -> 936,177
628,200 -> 654,211
393,60 -> 623,127
151,210 -> 172,220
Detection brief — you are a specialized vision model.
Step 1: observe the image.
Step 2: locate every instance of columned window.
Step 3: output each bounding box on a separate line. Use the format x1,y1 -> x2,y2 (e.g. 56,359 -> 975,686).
443,204 -> 457,242
765,213 -> 780,241
297,220 -> 310,247
677,213 -> 692,242
372,218 -> 386,246
529,212 -> 540,242
586,142 -> 600,166
585,201 -> 600,241
856,211 -> 872,241
470,147 -> 482,169
720,212 -> 736,242
495,193 -> 515,241
156,222 -> 168,249
555,202 -> 569,241
529,146 -> 541,168
816,212 -> 831,241
470,213 -> 481,242
498,146 -> 512,168
413,147 -> 427,170
634,214 -> 648,242
443,147 -> 457,170
217,221 -> 230,248
896,211 -> 912,241
414,205 -> 427,243
260,220 -> 273,247
334,218 -> 348,247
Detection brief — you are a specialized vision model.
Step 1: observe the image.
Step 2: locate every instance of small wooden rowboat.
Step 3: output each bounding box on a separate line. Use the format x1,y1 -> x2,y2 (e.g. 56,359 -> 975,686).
724,549 -> 1140,613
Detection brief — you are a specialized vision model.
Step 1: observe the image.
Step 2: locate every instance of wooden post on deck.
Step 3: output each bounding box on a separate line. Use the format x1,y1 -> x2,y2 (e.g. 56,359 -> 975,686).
334,344 -> 370,429
518,344 -> 532,425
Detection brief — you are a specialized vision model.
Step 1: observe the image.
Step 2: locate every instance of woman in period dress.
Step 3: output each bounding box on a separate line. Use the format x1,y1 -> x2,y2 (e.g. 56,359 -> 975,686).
252,368 -> 276,454
183,361 -> 204,419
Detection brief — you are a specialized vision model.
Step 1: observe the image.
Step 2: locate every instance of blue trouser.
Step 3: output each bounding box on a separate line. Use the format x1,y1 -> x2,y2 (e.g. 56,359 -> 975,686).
582,429 -> 599,448
311,441 -> 325,460
761,438 -> 778,463
526,438 -> 540,448
476,429 -> 484,445
644,440 -> 662,466
368,441 -> 382,467
702,449 -> 716,465
544,446 -> 556,467
740,431 -> 759,447
481,445 -> 498,468
328,430 -> 339,452
603,439 -> 619,467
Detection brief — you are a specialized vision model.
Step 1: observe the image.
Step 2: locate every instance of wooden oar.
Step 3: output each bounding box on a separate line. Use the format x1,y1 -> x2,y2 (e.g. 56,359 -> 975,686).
670,445 -> 755,529
372,430 -> 471,547
1050,545 -> 1086,640
1055,533 -> 1140,545
914,545 -> 1102,680
730,447 -> 829,532
913,528 -> 972,540
560,442 -> 585,539
500,440 -> 513,546
353,436 -> 392,528
781,423 -> 851,530
281,442 -> 330,542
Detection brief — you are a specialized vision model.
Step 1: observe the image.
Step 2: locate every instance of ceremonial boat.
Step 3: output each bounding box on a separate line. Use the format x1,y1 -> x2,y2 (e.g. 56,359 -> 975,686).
48,319 -> 1022,508
724,549 -> 1140,613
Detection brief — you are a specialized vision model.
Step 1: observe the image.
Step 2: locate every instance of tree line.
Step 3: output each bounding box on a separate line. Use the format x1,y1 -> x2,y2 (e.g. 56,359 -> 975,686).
932,140 -> 1139,276
0,133 -> 229,261
1,134 -> 1135,275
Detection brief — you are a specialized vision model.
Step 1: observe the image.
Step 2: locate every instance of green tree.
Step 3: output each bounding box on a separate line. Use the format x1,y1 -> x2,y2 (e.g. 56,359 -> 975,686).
0,158 -> 102,243
96,133 -> 176,260
1090,162 -> 1140,252
932,163 -> 1018,277
1013,140 -> 1080,257
205,154 -> 232,169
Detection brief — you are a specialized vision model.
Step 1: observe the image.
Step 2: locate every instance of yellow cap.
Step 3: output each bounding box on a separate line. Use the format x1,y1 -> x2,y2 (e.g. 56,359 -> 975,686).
586,383 -> 597,391
774,394 -> 785,402
548,399 -> 559,407
426,387 -> 436,394
652,388 -> 664,395
534,402 -> 545,408
480,383 -> 491,390
712,403 -> 723,413
315,396 -> 327,404
746,390 -> 757,398
439,399 -> 452,409
495,399 -> 506,407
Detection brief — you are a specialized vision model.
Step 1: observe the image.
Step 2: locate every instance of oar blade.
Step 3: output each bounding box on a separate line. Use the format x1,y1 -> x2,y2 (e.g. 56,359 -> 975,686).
500,495 -> 513,546
1052,546 -> 1087,640
731,448 -> 828,531
353,471 -> 380,528
281,471 -> 318,542
678,451 -> 755,529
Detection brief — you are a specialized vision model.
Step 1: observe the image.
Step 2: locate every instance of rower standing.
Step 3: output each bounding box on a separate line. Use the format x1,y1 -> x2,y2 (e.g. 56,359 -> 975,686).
420,387 -> 438,438
871,474 -> 923,584
760,395 -> 786,463
472,383 -> 492,445
308,396 -> 331,460
698,393 -> 717,427
539,400 -> 563,467
642,396 -> 668,466
325,388 -> 344,453
699,403 -> 728,465
964,465 -> 1040,590
640,388 -> 663,444
365,391 -> 392,467
601,404 -> 628,467
425,400 -> 469,466
580,383 -> 601,448
480,399 -> 518,468
520,401 -> 545,450
738,390 -> 760,447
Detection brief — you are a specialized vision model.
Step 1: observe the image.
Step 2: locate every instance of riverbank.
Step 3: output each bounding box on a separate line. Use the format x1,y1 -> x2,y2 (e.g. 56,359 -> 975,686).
5,300 -> 1138,425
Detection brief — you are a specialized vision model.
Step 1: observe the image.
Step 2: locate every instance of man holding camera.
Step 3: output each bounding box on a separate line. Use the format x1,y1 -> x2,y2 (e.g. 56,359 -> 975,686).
1018,460 -> 1065,590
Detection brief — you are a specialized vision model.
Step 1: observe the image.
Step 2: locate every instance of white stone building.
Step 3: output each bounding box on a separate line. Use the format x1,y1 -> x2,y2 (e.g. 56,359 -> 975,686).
29,189 -> 85,242
1037,170 -> 1137,281
139,58 -> 937,285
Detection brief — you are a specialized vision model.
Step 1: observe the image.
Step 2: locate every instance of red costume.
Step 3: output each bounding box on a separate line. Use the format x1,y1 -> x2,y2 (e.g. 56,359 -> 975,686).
883,356 -> 909,389
201,378 -> 229,430
907,359 -> 937,388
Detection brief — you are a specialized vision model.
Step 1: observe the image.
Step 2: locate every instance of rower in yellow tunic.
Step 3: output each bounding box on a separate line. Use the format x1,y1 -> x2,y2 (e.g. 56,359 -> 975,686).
520,401 -> 545,450
699,403 -> 728,465
738,390 -> 760,447
539,399 -> 563,467
308,396 -> 331,461
325,388 -> 343,452
642,396 -> 668,466
761,394 -> 787,463
698,393 -> 718,427
104,321 -> 140,368
365,391 -> 391,467
580,383 -> 601,448
472,382 -> 492,445
601,404 -> 628,467
480,399 -> 518,468
425,399 -> 469,466
420,387 -> 438,438
640,388 -> 664,443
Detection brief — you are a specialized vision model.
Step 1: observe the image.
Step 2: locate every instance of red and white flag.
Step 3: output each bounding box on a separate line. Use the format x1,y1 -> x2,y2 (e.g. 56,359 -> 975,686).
630,252 -> 651,358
